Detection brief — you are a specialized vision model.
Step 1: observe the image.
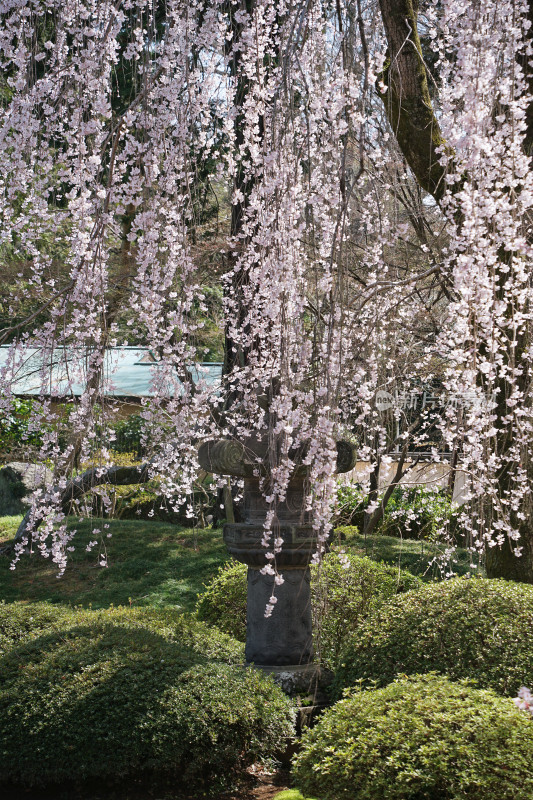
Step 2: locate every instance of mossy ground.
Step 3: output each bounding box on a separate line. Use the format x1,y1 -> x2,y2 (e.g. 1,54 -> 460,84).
0,516 -> 229,611
0,517 -> 473,612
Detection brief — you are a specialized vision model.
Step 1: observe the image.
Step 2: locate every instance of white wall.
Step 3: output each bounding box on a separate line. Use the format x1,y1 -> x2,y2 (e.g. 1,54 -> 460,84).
343,460 -> 467,505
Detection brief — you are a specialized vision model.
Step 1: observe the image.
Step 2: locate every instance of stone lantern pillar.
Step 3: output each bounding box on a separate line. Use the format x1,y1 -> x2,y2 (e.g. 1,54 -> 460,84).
198,437 -> 356,670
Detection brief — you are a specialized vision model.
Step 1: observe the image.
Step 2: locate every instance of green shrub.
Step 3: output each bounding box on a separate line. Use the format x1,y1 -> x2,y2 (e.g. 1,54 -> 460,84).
196,553 -> 421,668
115,482 -> 217,526
0,601 -> 244,662
293,674 -> 533,800
151,663 -> 294,786
113,486 -> 183,522
335,482 -> 366,526
333,524 -> 360,543
0,602 -> 294,789
381,486 -> 461,541
0,396 -> 45,452
313,551 -> 421,666
112,414 -> 144,458
0,601 -> 79,655
79,474 -> 218,526
196,560 -> 248,641
335,483 -> 462,542
335,577 -> 533,697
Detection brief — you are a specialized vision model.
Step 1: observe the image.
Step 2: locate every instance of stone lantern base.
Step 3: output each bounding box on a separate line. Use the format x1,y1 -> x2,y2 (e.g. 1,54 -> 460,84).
252,662 -> 332,695
245,566 -> 313,666
198,437 -> 356,674
223,522 -> 317,666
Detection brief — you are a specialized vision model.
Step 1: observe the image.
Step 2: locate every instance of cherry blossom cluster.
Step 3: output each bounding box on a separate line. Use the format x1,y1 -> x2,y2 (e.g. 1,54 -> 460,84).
219,0 -> 375,608
514,686 -> 533,715
432,0 -> 533,556
1,0 -> 532,585
0,0 -> 223,570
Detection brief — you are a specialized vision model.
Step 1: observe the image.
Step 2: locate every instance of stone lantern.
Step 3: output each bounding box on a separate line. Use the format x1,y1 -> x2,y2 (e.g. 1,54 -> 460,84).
198,436 -> 356,674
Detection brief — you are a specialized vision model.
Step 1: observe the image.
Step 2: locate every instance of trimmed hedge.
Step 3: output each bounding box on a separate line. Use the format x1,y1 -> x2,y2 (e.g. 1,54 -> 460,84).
0,602 -> 294,790
196,553 -> 421,667
293,674 -> 533,800
335,577 -> 533,697
0,601 -> 77,655
0,601 -> 244,662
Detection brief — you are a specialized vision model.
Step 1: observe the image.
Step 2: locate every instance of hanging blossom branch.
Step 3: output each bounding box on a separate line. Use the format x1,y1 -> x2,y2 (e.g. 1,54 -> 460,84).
432,0 -> 533,575
375,0 -> 533,577
3,461 -> 151,557
2,0 -> 532,587
0,0 -> 222,572
219,0 -> 375,613
0,0 -> 439,580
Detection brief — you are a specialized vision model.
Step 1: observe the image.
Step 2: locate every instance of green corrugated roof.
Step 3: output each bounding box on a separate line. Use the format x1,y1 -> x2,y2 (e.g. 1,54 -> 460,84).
0,346 -> 222,399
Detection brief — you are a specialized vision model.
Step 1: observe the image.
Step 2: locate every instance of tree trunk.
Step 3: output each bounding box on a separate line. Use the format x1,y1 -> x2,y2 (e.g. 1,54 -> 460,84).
377,0 -> 449,201
364,445 -> 409,538
485,535 -> 533,583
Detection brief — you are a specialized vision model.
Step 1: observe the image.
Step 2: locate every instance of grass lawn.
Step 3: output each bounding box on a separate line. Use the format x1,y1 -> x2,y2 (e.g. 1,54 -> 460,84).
0,515 -> 475,611
338,528 -> 476,580
0,516 -> 229,611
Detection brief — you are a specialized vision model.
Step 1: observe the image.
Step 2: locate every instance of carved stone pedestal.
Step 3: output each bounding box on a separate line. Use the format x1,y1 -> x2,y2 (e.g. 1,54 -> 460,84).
245,564 -> 311,665
224,520 -> 314,665
198,437 -> 355,670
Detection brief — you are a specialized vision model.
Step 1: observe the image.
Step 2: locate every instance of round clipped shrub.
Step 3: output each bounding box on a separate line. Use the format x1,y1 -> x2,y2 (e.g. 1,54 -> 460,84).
335,577 -> 533,697
0,600 -> 78,655
0,601 -> 244,662
312,551 -> 421,666
293,674 -> 533,800
0,602 -> 293,790
196,553 -> 421,667
151,663 -> 294,785
196,560 -> 248,640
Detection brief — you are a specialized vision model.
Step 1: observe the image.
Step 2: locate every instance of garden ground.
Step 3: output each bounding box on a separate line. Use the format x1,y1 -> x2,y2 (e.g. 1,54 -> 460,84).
0,765 -> 291,800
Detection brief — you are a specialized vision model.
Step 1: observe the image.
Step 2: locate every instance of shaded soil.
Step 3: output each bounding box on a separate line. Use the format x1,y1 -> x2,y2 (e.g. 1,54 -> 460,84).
225,766 -> 291,800
0,766 -> 291,800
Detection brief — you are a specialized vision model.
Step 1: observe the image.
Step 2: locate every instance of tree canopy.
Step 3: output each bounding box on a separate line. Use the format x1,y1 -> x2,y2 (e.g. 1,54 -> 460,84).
0,0 -> 532,582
